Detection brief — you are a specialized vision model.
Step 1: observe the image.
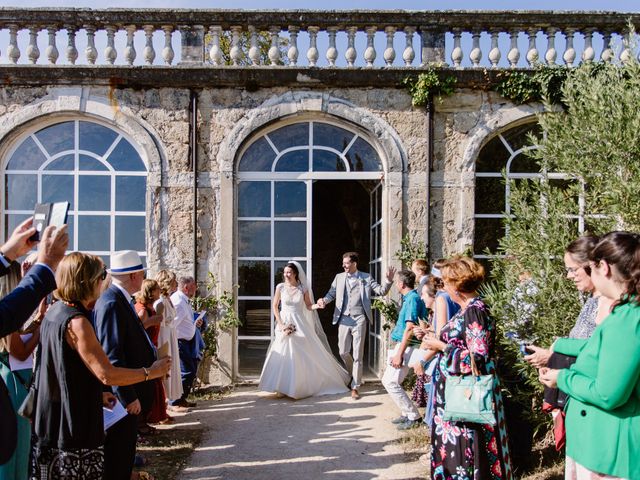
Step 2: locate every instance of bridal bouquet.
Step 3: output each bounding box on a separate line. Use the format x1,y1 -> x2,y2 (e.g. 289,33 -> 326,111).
282,323 -> 297,336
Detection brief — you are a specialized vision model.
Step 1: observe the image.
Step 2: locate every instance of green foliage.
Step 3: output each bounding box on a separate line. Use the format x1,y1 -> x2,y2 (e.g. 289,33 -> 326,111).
372,297 -> 400,331
495,66 -> 570,106
403,69 -> 457,106
191,272 -> 241,360
394,234 -> 427,268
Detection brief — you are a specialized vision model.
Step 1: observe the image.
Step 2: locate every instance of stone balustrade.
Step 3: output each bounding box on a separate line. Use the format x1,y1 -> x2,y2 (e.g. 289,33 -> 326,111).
0,8 -> 638,68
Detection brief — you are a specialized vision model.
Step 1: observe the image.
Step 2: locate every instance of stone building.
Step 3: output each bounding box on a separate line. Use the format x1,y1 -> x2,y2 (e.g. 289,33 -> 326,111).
0,8 -> 634,383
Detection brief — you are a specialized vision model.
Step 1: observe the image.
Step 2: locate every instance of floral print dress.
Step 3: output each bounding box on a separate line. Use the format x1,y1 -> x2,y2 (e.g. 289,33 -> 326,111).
430,297 -> 513,480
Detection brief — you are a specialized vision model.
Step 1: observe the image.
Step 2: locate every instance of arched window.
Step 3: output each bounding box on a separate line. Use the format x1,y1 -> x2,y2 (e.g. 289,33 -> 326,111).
3,119 -> 147,266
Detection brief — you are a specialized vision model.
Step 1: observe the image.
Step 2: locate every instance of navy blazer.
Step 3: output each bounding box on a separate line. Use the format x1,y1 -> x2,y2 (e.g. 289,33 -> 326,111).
0,263 -> 56,337
94,285 -> 156,409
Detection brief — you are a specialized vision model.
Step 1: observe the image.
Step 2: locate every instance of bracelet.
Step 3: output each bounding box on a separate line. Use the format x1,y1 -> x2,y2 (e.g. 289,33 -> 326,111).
143,367 -> 150,381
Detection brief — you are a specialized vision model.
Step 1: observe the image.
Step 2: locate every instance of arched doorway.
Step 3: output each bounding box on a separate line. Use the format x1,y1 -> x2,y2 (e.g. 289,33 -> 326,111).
235,119 -> 385,377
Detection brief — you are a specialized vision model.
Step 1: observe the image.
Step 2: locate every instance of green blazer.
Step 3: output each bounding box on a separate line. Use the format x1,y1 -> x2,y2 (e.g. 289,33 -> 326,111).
557,301 -> 640,479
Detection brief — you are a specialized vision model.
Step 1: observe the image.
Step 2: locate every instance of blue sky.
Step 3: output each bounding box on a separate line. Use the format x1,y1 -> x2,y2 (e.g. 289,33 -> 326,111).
0,0 -> 637,9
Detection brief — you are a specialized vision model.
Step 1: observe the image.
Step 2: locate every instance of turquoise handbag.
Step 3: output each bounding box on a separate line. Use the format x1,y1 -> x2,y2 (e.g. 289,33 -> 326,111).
442,350 -> 496,425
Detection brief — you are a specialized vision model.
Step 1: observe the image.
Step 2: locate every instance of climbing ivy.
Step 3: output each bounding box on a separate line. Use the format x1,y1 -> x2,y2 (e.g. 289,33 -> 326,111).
403,69 -> 457,106
495,65 -> 571,106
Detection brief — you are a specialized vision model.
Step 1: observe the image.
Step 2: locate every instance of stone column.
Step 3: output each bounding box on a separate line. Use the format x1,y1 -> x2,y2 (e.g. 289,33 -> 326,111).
179,24 -> 205,64
419,26 -> 445,66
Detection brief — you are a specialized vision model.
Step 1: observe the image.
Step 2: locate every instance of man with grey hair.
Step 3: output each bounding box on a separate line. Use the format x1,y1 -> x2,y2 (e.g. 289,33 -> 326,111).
170,276 -> 201,409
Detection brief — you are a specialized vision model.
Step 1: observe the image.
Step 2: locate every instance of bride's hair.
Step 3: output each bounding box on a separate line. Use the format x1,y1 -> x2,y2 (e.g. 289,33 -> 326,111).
284,262 -> 300,282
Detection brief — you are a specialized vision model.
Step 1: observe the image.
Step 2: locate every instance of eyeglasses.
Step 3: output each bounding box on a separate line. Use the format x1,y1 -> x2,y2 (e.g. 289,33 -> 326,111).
565,264 -> 592,275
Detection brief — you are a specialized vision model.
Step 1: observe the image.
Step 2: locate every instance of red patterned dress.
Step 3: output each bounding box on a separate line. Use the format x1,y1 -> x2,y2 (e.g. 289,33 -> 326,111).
430,297 -> 513,480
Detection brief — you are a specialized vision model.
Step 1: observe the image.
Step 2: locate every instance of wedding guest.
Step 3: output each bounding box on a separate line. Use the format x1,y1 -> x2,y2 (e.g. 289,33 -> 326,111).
170,276 -> 201,408
430,259 -> 460,334
94,251 -> 158,480
0,258 -> 43,480
154,270 -> 184,412
381,269 -> 426,430
31,252 -> 170,480
540,231 -> 640,480
411,258 -> 429,291
135,279 -> 170,425
421,256 -> 513,479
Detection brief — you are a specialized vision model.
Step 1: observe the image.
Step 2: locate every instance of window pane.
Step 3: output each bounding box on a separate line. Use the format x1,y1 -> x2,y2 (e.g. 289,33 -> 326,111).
79,154 -> 108,171
5,214 -> 30,239
238,260 -> 271,296
274,182 -> 305,217
238,137 -> 276,172
42,175 -> 74,208
274,221 -> 305,257
5,175 -> 37,210
501,123 -> 541,153
46,154 -> 75,171
475,177 -> 506,214
345,137 -> 382,171
107,139 -> 145,171
268,123 -> 309,152
78,216 -> 110,251
79,176 -> 110,211
274,260 -> 306,287
313,149 -> 346,172
7,137 -> 47,171
79,121 -> 119,156
476,135 -> 510,173
35,122 -> 74,156
238,221 -> 270,257
509,152 -> 540,174
274,150 -> 308,172
115,216 -> 145,251
238,182 -> 270,217
474,217 -> 505,255
238,340 -> 270,376
313,123 -> 354,152
116,176 -> 146,211
238,301 -> 271,337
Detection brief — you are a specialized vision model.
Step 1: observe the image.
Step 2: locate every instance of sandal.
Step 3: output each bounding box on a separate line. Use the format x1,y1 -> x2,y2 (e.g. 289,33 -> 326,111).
138,424 -> 160,436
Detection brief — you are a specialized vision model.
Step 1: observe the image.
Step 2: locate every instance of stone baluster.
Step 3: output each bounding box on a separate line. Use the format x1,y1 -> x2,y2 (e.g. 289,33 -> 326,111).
268,26 -> 280,65
563,28 -> 576,67
124,25 -> 137,65
507,29 -> 520,68
403,26 -> 416,66
46,26 -> 60,64
545,28 -> 557,65
383,26 -> 396,67
287,26 -> 299,66
526,28 -> 539,66
248,26 -> 260,66
581,28 -> 595,63
364,26 -> 377,67
307,26 -> 319,67
620,31 -> 632,64
84,25 -> 97,64
143,25 -> 155,65
208,26 -> 223,66
105,26 -> 118,65
451,29 -> 463,68
469,29 -> 482,67
345,26 -> 357,67
26,26 -> 40,64
65,26 -> 78,65
7,24 -> 21,64
230,26 -> 243,66
419,26 -> 445,66
488,30 -> 501,68
326,27 -> 338,67
601,32 -> 613,63
162,26 -> 174,65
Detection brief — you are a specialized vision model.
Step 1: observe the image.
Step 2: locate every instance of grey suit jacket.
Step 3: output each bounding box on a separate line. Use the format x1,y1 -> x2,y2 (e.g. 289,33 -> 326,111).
322,271 -> 392,325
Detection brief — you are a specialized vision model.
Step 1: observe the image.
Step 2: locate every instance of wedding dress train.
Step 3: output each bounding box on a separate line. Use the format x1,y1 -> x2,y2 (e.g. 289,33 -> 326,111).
259,281 -> 349,399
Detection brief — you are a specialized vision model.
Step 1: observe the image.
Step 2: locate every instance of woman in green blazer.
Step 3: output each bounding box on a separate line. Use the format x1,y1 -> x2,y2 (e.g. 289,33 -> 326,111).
540,231 -> 640,480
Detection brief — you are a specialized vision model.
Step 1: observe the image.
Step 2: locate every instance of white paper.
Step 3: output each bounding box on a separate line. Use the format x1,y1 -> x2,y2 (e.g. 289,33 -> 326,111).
195,310 -> 206,323
103,399 -> 128,431
9,334 -> 34,371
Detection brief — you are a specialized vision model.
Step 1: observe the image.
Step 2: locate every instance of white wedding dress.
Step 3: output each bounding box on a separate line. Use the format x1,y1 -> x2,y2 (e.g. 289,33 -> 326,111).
259,281 -> 350,399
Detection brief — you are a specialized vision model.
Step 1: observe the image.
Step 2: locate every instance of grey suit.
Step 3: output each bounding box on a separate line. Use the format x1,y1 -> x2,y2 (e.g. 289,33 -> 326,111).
322,271 -> 392,389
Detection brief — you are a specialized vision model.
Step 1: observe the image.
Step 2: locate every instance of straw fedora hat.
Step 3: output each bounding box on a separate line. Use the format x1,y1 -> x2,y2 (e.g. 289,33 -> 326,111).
108,250 -> 146,275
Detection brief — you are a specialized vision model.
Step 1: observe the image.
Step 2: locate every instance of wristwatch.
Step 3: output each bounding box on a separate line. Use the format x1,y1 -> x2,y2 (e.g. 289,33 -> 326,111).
0,250 -> 11,268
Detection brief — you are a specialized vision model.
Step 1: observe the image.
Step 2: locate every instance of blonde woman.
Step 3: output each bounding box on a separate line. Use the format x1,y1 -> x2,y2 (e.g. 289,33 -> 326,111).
154,270 -> 184,409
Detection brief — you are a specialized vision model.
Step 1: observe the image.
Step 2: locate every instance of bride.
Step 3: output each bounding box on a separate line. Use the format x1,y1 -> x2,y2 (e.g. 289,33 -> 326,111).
259,261 -> 350,399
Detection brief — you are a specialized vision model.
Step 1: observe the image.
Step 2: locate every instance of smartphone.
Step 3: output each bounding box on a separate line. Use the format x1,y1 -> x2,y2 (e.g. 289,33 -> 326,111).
30,201 -> 70,241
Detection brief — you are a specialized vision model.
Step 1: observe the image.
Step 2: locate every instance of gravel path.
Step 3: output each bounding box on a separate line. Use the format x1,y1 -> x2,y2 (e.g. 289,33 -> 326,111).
177,383 -> 426,480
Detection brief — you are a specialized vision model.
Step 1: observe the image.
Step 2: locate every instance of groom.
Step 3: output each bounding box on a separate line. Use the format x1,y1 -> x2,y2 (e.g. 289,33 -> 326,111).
318,252 -> 395,399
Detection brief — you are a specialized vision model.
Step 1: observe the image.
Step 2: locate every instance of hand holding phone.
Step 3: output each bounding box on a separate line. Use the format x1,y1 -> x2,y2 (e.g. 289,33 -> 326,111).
30,202 -> 70,242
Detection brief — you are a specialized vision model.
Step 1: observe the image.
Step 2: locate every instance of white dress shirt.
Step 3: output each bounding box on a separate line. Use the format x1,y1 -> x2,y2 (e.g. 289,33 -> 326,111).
170,290 -> 196,341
